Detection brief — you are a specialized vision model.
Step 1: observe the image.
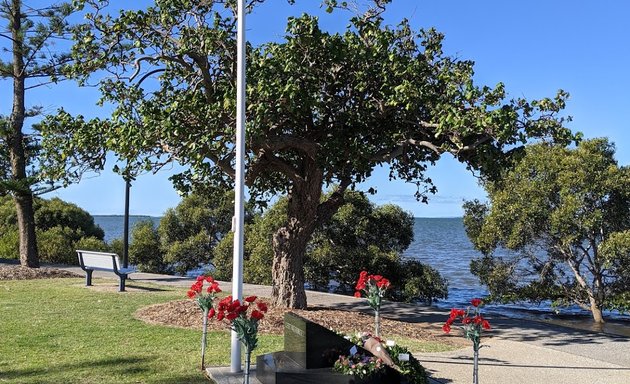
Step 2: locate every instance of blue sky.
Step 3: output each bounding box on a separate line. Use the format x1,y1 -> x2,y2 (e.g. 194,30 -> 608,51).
3,0 -> 629,217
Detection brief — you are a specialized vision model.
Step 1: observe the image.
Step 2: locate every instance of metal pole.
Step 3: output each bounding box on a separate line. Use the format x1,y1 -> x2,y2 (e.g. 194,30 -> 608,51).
123,178 -> 131,268
231,0 -> 246,373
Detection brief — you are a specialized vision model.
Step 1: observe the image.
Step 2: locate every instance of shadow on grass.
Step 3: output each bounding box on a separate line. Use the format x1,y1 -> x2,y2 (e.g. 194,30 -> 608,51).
0,356 -> 152,382
124,283 -> 172,292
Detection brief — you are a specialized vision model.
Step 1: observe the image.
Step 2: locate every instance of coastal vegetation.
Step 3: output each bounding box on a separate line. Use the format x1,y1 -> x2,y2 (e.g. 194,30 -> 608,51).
112,189 -> 248,275
463,139 -> 630,323
213,191 -> 448,303
42,0 -> 576,309
0,196 -> 106,264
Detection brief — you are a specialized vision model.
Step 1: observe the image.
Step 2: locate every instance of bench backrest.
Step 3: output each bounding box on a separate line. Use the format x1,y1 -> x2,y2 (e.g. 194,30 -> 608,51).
77,250 -> 122,271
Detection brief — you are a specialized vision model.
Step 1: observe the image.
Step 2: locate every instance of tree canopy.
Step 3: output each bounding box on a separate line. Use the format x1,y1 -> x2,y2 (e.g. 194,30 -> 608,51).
463,138 -> 630,323
47,0 -> 576,307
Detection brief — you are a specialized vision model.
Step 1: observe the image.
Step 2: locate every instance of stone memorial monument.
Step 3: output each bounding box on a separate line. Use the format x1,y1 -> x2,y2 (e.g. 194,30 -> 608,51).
256,312 -> 401,384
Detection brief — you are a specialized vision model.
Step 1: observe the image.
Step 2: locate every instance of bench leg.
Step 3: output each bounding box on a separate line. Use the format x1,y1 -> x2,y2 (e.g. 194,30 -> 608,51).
85,270 -> 93,286
119,275 -> 126,292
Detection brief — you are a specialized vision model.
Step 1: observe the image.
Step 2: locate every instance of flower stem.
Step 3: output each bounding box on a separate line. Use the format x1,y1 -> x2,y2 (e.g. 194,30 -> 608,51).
472,343 -> 479,384
201,308 -> 209,370
375,308 -> 381,338
244,347 -> 251,384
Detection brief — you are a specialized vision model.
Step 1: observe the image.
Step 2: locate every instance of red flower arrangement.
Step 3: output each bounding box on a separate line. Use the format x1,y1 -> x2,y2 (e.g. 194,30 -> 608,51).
354,270 -> 391,337
187,275 -> 222,370
214,294 -> 269,384
188,275 -> 222,312
443,298 -> 491,384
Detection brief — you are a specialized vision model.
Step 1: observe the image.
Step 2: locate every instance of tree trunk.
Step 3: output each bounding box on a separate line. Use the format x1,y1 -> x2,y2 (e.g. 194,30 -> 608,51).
271,217 -> 310,308
589,297 -> 605,324
9,0 -> 39,268
271,156 -> 330,309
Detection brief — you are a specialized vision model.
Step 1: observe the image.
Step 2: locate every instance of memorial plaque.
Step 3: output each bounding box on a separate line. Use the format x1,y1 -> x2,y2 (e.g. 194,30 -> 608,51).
256,312 -> 402,384
284,312 -> 357,369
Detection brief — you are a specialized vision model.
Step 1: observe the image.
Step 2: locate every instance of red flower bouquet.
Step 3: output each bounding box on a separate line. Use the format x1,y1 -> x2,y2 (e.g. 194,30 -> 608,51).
215,294 -> 269,384
187,275 -> 222,370
354,271 -> 391,337
443,298 -> 492,384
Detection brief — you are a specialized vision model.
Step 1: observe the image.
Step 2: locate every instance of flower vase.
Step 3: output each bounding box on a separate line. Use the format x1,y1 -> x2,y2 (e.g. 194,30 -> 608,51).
201,308 -> 209,370
243,347 -> 252,384
472,344 -> 479,384
374,308 -> 381,338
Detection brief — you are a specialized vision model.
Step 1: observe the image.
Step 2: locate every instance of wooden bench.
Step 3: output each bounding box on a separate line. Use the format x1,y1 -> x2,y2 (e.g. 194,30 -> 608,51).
76,250 -> 134,292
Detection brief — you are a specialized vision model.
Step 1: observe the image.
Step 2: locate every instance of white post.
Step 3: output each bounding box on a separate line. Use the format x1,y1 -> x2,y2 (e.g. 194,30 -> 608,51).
231,0 -> 246,374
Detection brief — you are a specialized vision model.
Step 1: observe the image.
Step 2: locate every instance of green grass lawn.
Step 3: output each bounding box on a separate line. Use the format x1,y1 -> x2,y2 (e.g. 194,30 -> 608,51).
0,278 -> 283,384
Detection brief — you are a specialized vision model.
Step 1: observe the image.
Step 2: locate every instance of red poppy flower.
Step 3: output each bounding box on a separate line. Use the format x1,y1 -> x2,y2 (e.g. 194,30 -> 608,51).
257,302 -> 268,312
463,317 -> 473,324
196,275 -> 204,282
208,308 -> 216,318
187,290 -> 196,299
245,295 -> 257,303
482,320 -> 491,330
226,312 -> 238,321
217,311 -> 225,321
442,323 -> 451,333
251,310 -> 264,320
354,291 -> 362,298
471,298 -> 482,307
205,276 -> 214,283
372,275 -> 383,282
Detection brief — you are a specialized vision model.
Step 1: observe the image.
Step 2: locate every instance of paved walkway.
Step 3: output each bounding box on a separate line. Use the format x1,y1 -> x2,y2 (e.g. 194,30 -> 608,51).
39,265 -> 630,383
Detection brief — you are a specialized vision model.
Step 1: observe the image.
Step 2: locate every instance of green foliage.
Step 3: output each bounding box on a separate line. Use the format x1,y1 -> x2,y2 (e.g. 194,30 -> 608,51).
128,220 -> 167,274
74,236 -> 108,252
0,196 -> 104,263
463,138 -> 630,321
386,344 -> 429,384
214,192 -> 448,303
34,197 -> 105,241
53,0 -> 576,306
36,226 -> 76,264
0,229 -> 19,260
121,190 -> 242,275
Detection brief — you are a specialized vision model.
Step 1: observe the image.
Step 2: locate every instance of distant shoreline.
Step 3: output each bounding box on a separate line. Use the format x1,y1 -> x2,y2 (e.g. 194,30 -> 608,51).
92,214 -> 160,218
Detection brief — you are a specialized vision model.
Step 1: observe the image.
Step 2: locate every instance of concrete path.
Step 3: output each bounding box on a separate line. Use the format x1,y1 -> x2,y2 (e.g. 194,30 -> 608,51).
35,265 -> 630,383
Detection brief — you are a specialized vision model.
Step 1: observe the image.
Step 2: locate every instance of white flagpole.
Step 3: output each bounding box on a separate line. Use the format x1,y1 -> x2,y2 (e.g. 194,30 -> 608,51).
231,0 -> 246,374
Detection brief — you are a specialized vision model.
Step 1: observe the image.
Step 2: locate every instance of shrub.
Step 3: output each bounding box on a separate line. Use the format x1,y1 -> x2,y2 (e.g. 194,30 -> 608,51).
37,226 -> 76,265
0,229 -> 19,259
75,237 -> 109,252
129,220 -> 166,273
0,196 -> 104,263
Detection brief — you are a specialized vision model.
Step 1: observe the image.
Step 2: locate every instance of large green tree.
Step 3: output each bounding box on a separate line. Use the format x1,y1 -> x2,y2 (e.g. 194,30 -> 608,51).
0,1 -> 96,267
463,139 -> 630,323
55,0 -> 574,308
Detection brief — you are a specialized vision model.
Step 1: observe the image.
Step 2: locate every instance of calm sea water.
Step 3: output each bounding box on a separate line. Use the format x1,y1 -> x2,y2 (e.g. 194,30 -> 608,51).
94,215 -> 162,243
94,215 -> 629,325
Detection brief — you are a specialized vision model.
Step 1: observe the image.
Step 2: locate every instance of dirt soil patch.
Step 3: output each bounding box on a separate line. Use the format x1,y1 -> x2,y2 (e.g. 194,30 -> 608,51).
135,299 -> 466,347
0,265 -> 81,280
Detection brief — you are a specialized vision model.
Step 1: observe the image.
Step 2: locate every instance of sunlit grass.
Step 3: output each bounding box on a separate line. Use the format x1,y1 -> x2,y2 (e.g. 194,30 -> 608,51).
0,278 -> 282,384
